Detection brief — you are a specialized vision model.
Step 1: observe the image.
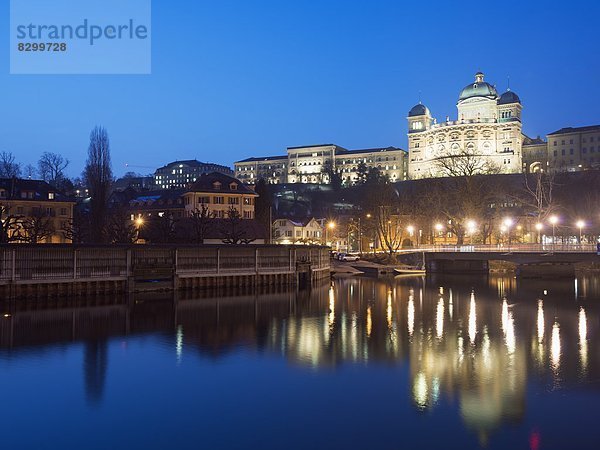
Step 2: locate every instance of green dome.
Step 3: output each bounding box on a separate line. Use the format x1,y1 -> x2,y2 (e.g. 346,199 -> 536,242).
459,72 -> 498,101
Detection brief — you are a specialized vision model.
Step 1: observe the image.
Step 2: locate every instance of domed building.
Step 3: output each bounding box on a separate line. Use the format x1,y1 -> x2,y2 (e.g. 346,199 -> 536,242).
407,72 -> 523,179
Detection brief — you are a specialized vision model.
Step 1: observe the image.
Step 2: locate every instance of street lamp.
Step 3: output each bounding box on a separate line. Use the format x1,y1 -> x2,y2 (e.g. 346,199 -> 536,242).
576,220 -> 585,245
435,223 -> 444,246
407,225 -> 415,247
549,215 -> 558,250
535,222 -> 543,245
327,221 -> 336,248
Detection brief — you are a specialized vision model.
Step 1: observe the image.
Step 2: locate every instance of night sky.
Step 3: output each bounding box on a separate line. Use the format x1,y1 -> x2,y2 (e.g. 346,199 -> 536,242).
1,0 -> 599,178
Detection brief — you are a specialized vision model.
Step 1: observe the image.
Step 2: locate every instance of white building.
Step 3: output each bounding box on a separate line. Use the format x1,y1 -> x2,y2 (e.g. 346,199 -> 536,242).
273,218 -> 324,245
235,145 -> 407,185
407,72 -> 523,179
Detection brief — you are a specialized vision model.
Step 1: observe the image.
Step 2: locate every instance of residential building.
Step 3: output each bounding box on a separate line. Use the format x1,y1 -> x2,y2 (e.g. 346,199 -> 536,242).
273,217 -> 324,245
112,175 -> 155,192
154,160 -> 233,189
407,72 -> 523,179
235,145 -> 407,185
547,125 -> 600,172
0,178 -> 75,243
182,172 -> 257,219
128,188 -> 186,222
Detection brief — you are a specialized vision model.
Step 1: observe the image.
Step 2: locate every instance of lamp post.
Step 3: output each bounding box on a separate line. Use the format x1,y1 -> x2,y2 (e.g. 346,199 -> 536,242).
503,218 -> 513,251
576,220 -> 585,245
466,220 -> 476,245
407,225 -> 415,247
327,221 -> 336,249
549,215 -> 558,251
435,222 -> 444,246
535,222 -> 543,247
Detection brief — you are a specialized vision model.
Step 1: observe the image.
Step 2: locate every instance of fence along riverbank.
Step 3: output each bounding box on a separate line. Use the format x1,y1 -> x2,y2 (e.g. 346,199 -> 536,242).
0,244 -> 331,299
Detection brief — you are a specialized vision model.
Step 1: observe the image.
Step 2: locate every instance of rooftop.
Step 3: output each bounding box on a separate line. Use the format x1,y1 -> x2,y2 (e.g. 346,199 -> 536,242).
236,155 -> 287,163
0,178 -> 75,203
548,125 -> 600,136
338,146 -> 406,155
188,172 -> 256,195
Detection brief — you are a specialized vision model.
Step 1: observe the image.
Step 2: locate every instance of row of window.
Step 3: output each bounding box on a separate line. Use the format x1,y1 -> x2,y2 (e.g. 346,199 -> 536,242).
0,205 -> 68,216
554,136 -> 598,146
184,196 -> 253,205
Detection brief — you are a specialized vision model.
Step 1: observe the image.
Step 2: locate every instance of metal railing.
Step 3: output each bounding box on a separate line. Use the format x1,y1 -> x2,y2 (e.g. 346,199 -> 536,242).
0,245 -> 330,282
398,244 -> 599,254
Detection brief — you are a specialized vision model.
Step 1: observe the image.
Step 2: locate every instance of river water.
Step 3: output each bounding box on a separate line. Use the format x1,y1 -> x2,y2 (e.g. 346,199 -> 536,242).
1,275 -> 599,449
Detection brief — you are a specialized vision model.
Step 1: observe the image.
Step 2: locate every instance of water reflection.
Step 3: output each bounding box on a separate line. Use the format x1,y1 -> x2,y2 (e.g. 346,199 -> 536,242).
579,307 -> 588,376
1,275 -> 600,446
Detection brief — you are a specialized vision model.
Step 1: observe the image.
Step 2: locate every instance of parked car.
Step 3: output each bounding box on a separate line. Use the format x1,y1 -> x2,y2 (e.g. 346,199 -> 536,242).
339,253 -> 360,262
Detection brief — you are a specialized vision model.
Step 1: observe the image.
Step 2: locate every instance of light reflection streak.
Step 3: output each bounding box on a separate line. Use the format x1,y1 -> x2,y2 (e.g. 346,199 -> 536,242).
413,372 -> 428,409
579,307 -> 588,374
328,286 -> 335,327
468,292 -> 477,344
175,325 -> 184,363
449,289 -> 453,320
537,300 -> 544,344
551,321 -> 561,379
408,294 -> 415,337
387,290 -> 393,329
436,298 -> 444,339
501,299 -> 515,354
366,306 -> 372,338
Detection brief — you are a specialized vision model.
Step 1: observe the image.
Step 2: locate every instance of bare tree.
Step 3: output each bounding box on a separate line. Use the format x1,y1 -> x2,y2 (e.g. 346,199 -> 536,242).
61,209 -> 88,244
23,164 -> 37,179
433,148 -> 500,178
0,205 -> 23,243
0,151 -> 21,178
189,204 -> 212,244
107,207 -> 138,244
20,209 -> 55,243
221,206 -> 254,244
38,152 -> 69,187
521,171 -> 556,222
149,213 -> 178,243
84,126 -> 113,243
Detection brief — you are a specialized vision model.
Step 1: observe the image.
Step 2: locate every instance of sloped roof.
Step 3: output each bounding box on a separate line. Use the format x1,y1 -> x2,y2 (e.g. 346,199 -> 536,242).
187,172 -> 256,195
0,177 -> 74,203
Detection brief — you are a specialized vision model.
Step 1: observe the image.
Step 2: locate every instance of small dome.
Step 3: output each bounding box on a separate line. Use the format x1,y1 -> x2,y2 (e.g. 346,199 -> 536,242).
498,90 -> 521,105
408,103 -> 430,117
459,72 -> 498,101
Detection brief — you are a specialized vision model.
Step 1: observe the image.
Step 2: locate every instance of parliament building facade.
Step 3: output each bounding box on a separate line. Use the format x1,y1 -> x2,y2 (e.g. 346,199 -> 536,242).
407,72 -> 524,179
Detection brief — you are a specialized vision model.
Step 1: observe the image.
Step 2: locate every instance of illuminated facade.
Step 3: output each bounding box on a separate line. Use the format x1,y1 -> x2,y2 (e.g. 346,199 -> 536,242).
154,160 -> 233,189
408,72 -> 523,179
547,125 -> 600,172
235,144 -> 407,185
272,217 -> 323,245
0,178 -> 75,243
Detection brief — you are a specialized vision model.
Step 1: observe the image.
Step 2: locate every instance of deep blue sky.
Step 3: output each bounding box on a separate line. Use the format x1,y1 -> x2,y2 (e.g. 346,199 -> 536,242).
1,0 -> 599,178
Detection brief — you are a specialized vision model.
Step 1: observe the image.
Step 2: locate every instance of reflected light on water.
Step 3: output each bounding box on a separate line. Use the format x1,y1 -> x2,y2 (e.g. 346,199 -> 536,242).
413,372 -> 428,410
436,298 -> 444,339
501,299 -> 515,354
468,292 -> 477,344
551,321 -> 561,379
328,286 -> 335,327
579,307 -> 588,374
387,291 -> 393,329
449,289 -> 453,320
408,295 -> 415,337
366,306 -> 372,338
537,300 -> 544,344
176,325 -> 184,363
